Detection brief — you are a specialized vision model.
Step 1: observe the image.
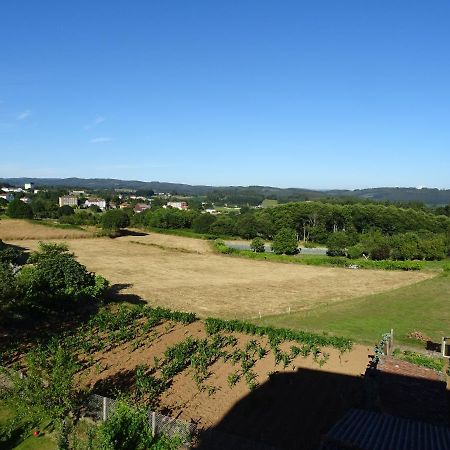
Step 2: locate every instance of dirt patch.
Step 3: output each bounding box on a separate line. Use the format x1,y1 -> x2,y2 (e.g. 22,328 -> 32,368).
6,235 -> 433,319
73,318 -> 371,450
0,219 -> 92,240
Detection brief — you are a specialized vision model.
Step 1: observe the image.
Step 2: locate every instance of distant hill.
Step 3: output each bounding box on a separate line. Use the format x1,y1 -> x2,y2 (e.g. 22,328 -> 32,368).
1,177 -> 449,205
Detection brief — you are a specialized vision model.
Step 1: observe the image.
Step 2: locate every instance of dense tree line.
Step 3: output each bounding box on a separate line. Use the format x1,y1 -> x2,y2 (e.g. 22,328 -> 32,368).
131,201 -> 450,260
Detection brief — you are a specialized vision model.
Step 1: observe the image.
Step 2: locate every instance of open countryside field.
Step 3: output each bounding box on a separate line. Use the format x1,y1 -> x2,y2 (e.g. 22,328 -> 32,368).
0,218 -> 93,240
3,222 -> 434,319
258,274 -> 450,346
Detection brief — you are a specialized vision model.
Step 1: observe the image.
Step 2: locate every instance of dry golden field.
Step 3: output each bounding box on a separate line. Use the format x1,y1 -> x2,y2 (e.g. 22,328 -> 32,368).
0,218 -> 93,240
4,221 -> 433,319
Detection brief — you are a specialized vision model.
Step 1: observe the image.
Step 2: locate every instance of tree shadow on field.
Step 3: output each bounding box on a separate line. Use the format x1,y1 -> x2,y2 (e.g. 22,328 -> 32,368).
120,229 -> 149,237
91,368 -> 136,398
106,283 -> 147,305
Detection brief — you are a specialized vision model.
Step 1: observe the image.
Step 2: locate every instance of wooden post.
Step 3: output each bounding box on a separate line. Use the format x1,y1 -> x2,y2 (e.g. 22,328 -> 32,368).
151,411 -> 156,437
102,397 -> 107,421
390,329 -> 394,355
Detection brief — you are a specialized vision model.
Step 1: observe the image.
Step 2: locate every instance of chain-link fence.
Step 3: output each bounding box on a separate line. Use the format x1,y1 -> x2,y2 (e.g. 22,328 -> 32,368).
85,394 -> 195,442
148,409 -> 196,442
85,394 -> 116,422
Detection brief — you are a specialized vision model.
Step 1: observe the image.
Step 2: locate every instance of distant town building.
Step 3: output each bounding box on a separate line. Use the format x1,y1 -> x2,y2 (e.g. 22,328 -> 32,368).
165,201 -> 188,210
59,196 -> 79,207
24,182 -> 34,190
69,190 -> 86,196
1,187 -> 23,193
0,192 -> 14,202
85,197 -> 107,210
119,202 -> 131,209
134,203 -> 151,214
20,197 -> 31,204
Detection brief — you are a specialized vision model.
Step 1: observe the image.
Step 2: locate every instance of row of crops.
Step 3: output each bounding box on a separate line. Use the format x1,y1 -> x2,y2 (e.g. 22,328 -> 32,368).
1,304 -> 354,406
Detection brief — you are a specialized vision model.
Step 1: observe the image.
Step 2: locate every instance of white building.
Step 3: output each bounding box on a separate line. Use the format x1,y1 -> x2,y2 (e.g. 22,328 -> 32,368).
165,201 -> 188,210
59,196 -> 79,207
0,192 -> 14,202
85,197 -> 107,210
1,187 -> 23,193
24,182 -> 34,190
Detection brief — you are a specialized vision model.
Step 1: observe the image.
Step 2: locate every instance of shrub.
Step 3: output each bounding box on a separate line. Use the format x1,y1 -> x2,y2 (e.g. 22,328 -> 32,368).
271,228 -> 298,255
96,400 -> 153,450
346,244 -> 364,259
370,243 -> 391,260
326,232 -> 349,257
250,237 -> 265,253
18,252 -> 107,305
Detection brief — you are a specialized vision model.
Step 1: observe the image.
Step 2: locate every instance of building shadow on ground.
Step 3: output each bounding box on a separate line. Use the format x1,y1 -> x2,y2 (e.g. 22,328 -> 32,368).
195,362 -> 450,450
196,368 -> 364,450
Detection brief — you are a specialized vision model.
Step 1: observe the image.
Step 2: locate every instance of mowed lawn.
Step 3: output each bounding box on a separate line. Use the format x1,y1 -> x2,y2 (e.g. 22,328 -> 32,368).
256,274 -> 450,346
0,403 -> 56,450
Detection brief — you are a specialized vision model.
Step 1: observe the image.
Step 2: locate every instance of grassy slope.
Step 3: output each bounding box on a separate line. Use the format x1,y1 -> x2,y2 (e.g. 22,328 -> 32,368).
255,274 -> 450,347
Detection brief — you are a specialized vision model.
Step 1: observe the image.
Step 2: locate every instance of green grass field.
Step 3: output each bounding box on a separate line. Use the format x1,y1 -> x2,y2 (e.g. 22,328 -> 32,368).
0,403 -> 56,450
255,274 -> 450,347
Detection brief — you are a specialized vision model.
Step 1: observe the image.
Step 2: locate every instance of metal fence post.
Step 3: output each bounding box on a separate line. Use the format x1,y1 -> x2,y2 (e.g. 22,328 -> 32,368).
103,396 -> 107,421
152,411 -> 156,437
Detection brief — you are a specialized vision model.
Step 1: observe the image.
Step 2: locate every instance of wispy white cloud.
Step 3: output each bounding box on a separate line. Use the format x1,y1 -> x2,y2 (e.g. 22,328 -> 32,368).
84,115 -> 106,130
16,110 -> 32,120
90,137 -> 113,144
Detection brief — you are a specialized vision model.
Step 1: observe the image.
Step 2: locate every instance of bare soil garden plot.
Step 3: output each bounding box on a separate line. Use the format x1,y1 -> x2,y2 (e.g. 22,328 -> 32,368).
6,233 -> 433,319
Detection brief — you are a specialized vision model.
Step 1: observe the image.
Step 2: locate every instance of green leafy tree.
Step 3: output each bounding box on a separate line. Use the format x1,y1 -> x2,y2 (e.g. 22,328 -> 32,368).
326,232 -> 350,257
250,237 -> 265,253
192,213 -> 216,233
7,199 -> 33,219
17,248 -> 108,306
89,204 -> 102,213
101,209 -> 130,234
209,216 -> 237,236
271,228 -> 298,255
1,344 -> 80,431
58,205 -> 75,217
237,214 -> 258,239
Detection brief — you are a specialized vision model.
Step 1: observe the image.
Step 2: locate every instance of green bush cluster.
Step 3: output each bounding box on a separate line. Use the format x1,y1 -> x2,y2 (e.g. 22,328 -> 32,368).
392,349 -> 446,372
0,242 -> 109,318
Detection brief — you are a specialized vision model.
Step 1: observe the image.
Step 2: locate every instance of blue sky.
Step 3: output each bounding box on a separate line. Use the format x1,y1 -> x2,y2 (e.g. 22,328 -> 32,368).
1,1 -> 449,189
